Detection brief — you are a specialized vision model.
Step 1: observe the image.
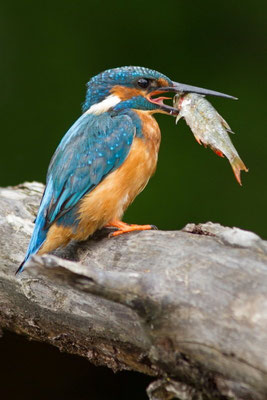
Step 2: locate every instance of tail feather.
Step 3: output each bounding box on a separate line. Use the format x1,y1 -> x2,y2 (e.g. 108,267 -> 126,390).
16,226 -> 47,274
16,239 -> 45,274
16,183 -> 52,274
16,259 -> 27,275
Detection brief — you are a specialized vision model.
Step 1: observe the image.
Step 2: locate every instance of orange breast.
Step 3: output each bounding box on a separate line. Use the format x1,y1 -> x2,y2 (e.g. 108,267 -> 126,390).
39,111 -> 162,252
75,111 -> 161,240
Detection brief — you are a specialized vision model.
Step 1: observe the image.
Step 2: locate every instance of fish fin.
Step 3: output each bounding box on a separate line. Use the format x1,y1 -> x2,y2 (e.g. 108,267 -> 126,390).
231,156 -> 248,186
195,136 -> 202,145
213,148 -> 224,158
216,111 -> 235,133
175,114 -> 182,125
226,128 -> 235,134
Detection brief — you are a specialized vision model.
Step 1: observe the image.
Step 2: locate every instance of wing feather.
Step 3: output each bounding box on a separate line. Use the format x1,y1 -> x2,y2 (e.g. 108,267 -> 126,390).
43,112 -> 135,228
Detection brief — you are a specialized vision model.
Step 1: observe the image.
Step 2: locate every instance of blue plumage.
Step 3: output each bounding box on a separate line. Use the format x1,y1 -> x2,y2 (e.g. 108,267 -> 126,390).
19,179 -> 53,268
18,65 -> 172,273
82,66 -> 171,112
19,65 -> 225,273
45,112 -> 135,227
17,111 -> 135,273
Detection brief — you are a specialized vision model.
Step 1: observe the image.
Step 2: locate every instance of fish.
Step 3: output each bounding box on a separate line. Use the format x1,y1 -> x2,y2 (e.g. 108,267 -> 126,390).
173,93 -> 248,185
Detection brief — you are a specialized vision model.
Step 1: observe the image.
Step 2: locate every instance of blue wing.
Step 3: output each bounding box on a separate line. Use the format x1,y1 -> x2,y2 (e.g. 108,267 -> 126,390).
17,111 -> 135,272
44,112 -> 135,228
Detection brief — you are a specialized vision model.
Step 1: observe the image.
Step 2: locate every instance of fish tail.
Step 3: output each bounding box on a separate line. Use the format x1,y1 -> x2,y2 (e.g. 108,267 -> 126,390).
231,156 -> 248,186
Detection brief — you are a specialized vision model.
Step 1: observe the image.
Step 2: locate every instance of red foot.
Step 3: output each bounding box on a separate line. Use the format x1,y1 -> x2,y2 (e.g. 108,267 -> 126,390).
105,220 -> 155,237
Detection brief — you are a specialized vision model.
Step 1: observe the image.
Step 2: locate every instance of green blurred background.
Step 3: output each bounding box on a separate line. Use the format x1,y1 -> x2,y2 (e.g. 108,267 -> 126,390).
0,1 -> 266,399
1,0 -> 266,238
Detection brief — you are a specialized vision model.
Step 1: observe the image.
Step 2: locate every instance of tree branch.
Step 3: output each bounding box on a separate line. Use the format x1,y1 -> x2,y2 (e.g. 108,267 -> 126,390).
1,182 -> 267,400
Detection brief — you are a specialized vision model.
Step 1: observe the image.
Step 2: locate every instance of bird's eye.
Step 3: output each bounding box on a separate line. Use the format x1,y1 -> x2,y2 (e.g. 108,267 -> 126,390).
137,78 -> 150,89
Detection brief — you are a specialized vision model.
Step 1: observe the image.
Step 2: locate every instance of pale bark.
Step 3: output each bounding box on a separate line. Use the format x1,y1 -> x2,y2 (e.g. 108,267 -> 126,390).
1,182 -> 267,400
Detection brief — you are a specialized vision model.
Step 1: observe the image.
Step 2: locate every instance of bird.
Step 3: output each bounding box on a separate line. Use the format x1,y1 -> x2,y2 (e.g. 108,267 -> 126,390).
17,66 -> 234,273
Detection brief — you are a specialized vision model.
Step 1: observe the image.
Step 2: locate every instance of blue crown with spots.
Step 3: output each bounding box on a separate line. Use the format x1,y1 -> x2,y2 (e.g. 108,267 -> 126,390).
82,66 -> 171,112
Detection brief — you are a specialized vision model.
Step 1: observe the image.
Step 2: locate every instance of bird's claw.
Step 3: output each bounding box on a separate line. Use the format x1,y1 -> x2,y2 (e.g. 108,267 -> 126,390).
107,222 -> 157,238
150,224 -> 158,230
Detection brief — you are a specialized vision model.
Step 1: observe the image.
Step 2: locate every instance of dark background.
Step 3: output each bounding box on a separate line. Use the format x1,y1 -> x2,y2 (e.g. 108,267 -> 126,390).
0,1 -> 266,399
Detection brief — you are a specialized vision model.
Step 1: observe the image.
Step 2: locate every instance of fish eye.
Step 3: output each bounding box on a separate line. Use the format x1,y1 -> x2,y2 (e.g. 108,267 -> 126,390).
137,78 -> 150,89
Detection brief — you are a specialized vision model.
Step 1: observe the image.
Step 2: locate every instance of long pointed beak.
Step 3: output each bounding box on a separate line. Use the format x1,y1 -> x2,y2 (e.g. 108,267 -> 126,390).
170,81 -> 237,100
147,80 -> 237,116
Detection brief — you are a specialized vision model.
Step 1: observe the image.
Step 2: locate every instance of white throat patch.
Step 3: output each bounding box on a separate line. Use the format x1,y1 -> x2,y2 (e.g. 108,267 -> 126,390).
86,94 -> 121,115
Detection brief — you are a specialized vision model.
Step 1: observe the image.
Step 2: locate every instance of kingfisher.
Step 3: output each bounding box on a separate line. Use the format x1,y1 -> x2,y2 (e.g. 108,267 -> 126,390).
18,66 -> 234,273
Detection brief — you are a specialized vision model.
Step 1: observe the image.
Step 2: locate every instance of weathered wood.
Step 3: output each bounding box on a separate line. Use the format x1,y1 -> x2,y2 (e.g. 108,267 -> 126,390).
1,182 -> 267,400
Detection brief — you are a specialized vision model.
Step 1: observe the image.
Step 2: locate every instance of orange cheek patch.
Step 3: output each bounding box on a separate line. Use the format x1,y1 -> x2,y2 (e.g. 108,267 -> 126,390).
111,85 -> 144,101
158,78 -> 169,87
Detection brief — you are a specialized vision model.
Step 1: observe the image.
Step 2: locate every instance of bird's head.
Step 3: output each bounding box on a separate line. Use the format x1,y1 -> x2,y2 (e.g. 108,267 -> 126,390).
82,66 -> 235,115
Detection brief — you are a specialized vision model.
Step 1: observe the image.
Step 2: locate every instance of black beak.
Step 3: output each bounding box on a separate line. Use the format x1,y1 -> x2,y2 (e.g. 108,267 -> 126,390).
148,80 -> 237,116
168,81 -> 237,100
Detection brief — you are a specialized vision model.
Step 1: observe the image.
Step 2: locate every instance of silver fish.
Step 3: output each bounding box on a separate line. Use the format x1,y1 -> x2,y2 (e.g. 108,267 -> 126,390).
174,93 -> 248,185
